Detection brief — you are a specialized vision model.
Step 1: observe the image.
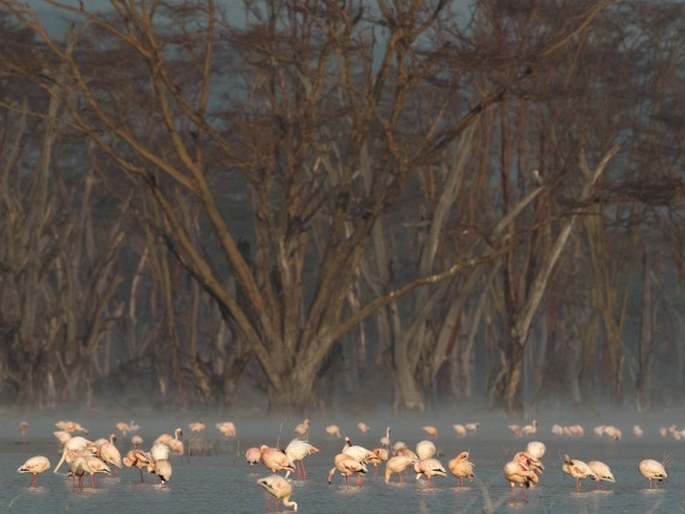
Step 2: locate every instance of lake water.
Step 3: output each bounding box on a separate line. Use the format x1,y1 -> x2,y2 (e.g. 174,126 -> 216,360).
0,409 -> 683,513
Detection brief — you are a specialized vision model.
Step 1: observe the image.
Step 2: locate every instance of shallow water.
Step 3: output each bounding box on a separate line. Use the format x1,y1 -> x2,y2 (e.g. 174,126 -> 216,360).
1,409 -> 683,513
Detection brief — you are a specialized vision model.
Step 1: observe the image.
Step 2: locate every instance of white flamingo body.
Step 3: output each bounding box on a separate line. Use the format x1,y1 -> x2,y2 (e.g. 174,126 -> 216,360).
18,456 -> 51,487
639,459 -> 667,488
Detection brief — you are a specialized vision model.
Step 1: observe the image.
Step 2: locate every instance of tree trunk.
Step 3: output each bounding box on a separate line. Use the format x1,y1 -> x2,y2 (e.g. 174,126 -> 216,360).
635,252 -> 653,412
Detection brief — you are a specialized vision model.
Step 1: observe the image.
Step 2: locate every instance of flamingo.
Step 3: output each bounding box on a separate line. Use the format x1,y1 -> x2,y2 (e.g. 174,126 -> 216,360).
83,454 -> 111,488
54,436 -> 93,474
55,420 -> 88,434
521,420 -> 538,436
448,451 -> 475,486
563,454 -> 596,492
385,454 -> 417,483
115,421 -> 140,437
260,445 -> 295,475
325,424 -> 342,438
465,422 -> 479,433
18,456 -> 51,487
415,458 -> 447,487
416,440 -> 437,461
215,422 -> 237,437
639,459 -> 667,489
19,421 -> 29,440
188,421 -> 206,434
357,421 -> 370,434
284,439 -> 319,479
258,474 -> 298,512
587,460 -> 615,488
122,449 -> 152,482
131,435 -> 143,448
53,430 -> 72,446
327,453 -> 367,488
245,446 -> 262,466
379,426 -> 391,447
293,419 -> 309,439
368,447 -> 389,475
525,441 -> 546,460
152,459 -> 172,484
422,425 -> 439,437
342,437 -> 375,464
633,425 -> 644,438
97,437 -> 122,476
504,459 -> 539,500
504,452 -> 542,501
393,443 -> 419,461
453,424 -> 467,437
154,428 -> 184,455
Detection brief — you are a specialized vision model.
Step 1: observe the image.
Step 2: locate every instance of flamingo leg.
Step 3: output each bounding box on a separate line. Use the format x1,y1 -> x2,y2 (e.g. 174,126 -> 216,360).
266,493 -> 273,512
356,473 -> 363,487
31,474 -> 37,488
139,468 -> 145,483
344,474 -> 350,489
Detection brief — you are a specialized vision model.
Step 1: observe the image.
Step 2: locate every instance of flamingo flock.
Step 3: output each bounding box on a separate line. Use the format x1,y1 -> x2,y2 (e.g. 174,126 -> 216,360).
13,416 -> 674,511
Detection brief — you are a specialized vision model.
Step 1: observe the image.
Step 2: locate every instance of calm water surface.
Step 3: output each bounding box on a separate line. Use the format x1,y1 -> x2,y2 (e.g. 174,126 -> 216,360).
0,410 -> 683,513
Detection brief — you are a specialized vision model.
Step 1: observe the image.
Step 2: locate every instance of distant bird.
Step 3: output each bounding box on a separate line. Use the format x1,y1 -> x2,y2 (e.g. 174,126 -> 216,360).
453,424 -> 467,437
115,420 -> 140,437
294,419 -> 310,438
327,453 -> 367,488
154,428 -> 184,455
448,451 -> 475,486
414,458 -> 446,488
260,445 -> 295,475
379,426 -> 391,447
284,439 -> 319,479
216,422 -> 237,437
245,446 -> 262,466
19,421 -> 30,440
587,460 -> 615,488
465,423 -> 479,433
633,425 -> 644,438
188,421 -> 206,434
131,435 -> 143,448
385,454 -> 417,483
639,459 -> 667,489
422,425 -> 439,437
325,424 -> 342,438
563,454 -> 596,492
55,420 -> 88,434
564,425 -> 585,437
509,420 -> 537,438
526,441 -> 546,460
18,456 -> 51,487
357,421 -> 370,434
258,474 -> 298,512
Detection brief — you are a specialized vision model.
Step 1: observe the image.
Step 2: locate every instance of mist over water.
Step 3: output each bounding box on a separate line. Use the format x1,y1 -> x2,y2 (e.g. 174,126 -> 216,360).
1,404 -> 684,513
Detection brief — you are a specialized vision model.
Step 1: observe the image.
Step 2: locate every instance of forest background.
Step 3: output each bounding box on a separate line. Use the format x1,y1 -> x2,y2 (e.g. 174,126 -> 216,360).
0,0 -> 684,417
